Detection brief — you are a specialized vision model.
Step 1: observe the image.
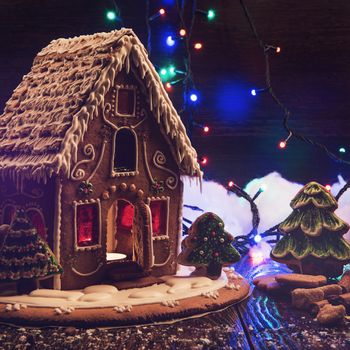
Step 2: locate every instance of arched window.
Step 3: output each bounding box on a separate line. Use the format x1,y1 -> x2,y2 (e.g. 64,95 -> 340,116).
149,198 -> 169,237
76,203 -> 100,247
113,128 -> 137,174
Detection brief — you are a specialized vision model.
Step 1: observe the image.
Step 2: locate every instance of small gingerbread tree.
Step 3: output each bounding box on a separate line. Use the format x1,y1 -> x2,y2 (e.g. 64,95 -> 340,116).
178,212 -> 240,278
271,182 -> 350,277
0,209 -> 62,293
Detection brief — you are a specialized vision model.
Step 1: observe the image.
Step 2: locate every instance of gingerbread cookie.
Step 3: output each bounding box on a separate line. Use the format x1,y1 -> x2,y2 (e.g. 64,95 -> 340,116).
275,273 -> 327,288
253,275 -> 282,293
319,284 -> 342,297
309,300 -> 329,316
327,292 -> 350,314
316,304 -> 346,326
291,287 -> 325,309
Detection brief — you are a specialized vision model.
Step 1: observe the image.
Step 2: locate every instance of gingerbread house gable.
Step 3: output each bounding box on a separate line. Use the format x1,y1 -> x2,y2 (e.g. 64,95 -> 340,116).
0,28 -> 201,181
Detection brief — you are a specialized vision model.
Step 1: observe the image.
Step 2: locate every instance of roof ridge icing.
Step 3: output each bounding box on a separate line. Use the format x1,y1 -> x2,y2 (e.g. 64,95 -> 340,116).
0,29 -> 202,183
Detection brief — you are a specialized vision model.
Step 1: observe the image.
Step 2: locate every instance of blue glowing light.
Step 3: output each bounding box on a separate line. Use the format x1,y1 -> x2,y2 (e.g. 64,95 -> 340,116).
339,147 -> 346,153
190,93 -> 198,102
251,89 -> 257,96
166,36 -> 175,47
254,235 -> 262,243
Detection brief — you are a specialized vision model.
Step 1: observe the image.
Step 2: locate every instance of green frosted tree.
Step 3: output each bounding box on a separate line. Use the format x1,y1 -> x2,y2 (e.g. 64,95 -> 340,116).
178,212 -> 240,278
271,182 -> 350,277
0,209 -> 62,293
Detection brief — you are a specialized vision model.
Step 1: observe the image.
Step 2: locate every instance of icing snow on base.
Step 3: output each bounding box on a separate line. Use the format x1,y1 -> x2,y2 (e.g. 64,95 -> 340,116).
0,274 -> 229,309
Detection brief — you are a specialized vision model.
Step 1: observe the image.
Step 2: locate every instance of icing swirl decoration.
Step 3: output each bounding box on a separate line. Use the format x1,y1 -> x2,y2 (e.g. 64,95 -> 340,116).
152,151 -> 178,190
21,187 -> 44,199
0,180 -> 44,199
70,144 -> 96,181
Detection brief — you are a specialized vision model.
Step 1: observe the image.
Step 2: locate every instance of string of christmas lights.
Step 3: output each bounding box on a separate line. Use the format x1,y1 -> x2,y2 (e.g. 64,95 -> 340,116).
105,2 -> 280,256
239,0 -> 350,198
143,0 -> 212,166
226,181 -> 283,255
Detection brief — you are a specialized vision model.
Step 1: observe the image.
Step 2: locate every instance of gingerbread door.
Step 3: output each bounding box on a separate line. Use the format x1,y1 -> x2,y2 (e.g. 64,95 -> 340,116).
132,201 -> 153,272
106,200 -> 153,281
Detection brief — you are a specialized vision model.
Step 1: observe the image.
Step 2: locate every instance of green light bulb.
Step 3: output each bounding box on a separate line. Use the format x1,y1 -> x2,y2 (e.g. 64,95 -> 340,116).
207,9 -> 215,21
160,68 -> 167,76
169,66 -> 176,75
106,11 -> 117,21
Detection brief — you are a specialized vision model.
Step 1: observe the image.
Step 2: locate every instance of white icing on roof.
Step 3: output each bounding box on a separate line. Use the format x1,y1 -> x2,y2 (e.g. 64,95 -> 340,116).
0,28 -> 201,181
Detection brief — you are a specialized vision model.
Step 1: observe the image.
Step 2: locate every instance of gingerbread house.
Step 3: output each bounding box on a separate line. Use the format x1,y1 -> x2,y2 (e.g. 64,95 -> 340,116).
0,29 -> 201,290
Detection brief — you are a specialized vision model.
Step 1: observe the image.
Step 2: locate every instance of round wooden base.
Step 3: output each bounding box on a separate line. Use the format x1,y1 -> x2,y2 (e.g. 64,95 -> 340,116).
0,278 -> 250,327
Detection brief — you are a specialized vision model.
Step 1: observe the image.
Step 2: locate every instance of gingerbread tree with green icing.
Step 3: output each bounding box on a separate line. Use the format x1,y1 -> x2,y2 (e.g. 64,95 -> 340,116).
0,209 -> 62,292
271,181 -> 350,277
178,212 -> 240,278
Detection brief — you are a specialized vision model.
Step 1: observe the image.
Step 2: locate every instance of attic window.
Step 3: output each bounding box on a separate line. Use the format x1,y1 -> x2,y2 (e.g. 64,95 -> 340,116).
149,198 -> 169,237
115,87 -> 136,117
74,201 -> 101,250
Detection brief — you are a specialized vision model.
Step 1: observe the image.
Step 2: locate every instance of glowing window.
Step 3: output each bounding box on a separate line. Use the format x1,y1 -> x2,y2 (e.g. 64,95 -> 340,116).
150,200 -> 168,236
76,204 -> 99,247
116,200 -> 134,230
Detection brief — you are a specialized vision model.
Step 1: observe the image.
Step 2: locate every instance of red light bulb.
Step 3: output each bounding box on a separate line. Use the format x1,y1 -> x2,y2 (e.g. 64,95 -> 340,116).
203,125 -> 210,133
194,42 -> 203,50
276,46 -> 281,53
200,157 -> 208,165
165,82 -> 172,91
228,180 -> 234,188
279,141 -> 286,149
159,8 -> 166,15
325,184 -> 331,192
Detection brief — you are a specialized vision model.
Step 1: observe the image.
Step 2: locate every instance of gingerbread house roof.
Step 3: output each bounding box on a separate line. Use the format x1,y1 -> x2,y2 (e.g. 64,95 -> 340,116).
0,28 -> 201,181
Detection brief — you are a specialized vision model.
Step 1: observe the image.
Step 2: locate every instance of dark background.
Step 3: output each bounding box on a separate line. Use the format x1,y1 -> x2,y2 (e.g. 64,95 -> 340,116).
1,0 -> 350,187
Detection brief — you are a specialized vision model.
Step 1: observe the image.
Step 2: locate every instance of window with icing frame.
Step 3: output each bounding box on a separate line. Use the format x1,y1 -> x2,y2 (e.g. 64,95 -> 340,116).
148,197 -> 170,239
74,200 -> 102,251
115,86 -> 136,117
111,128 -> 138,176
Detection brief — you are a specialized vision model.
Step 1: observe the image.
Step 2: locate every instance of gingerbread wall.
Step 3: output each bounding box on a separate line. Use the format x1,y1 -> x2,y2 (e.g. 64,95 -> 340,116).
58,66 -> 183,289
0,177 -> 56,249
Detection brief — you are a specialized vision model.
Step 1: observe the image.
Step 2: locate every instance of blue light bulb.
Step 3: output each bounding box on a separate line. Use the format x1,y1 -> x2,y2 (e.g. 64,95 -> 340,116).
251,89 -> 257,96
254,235 -> 262,243
190,93 -> 198,102
166,36 -> 175,47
